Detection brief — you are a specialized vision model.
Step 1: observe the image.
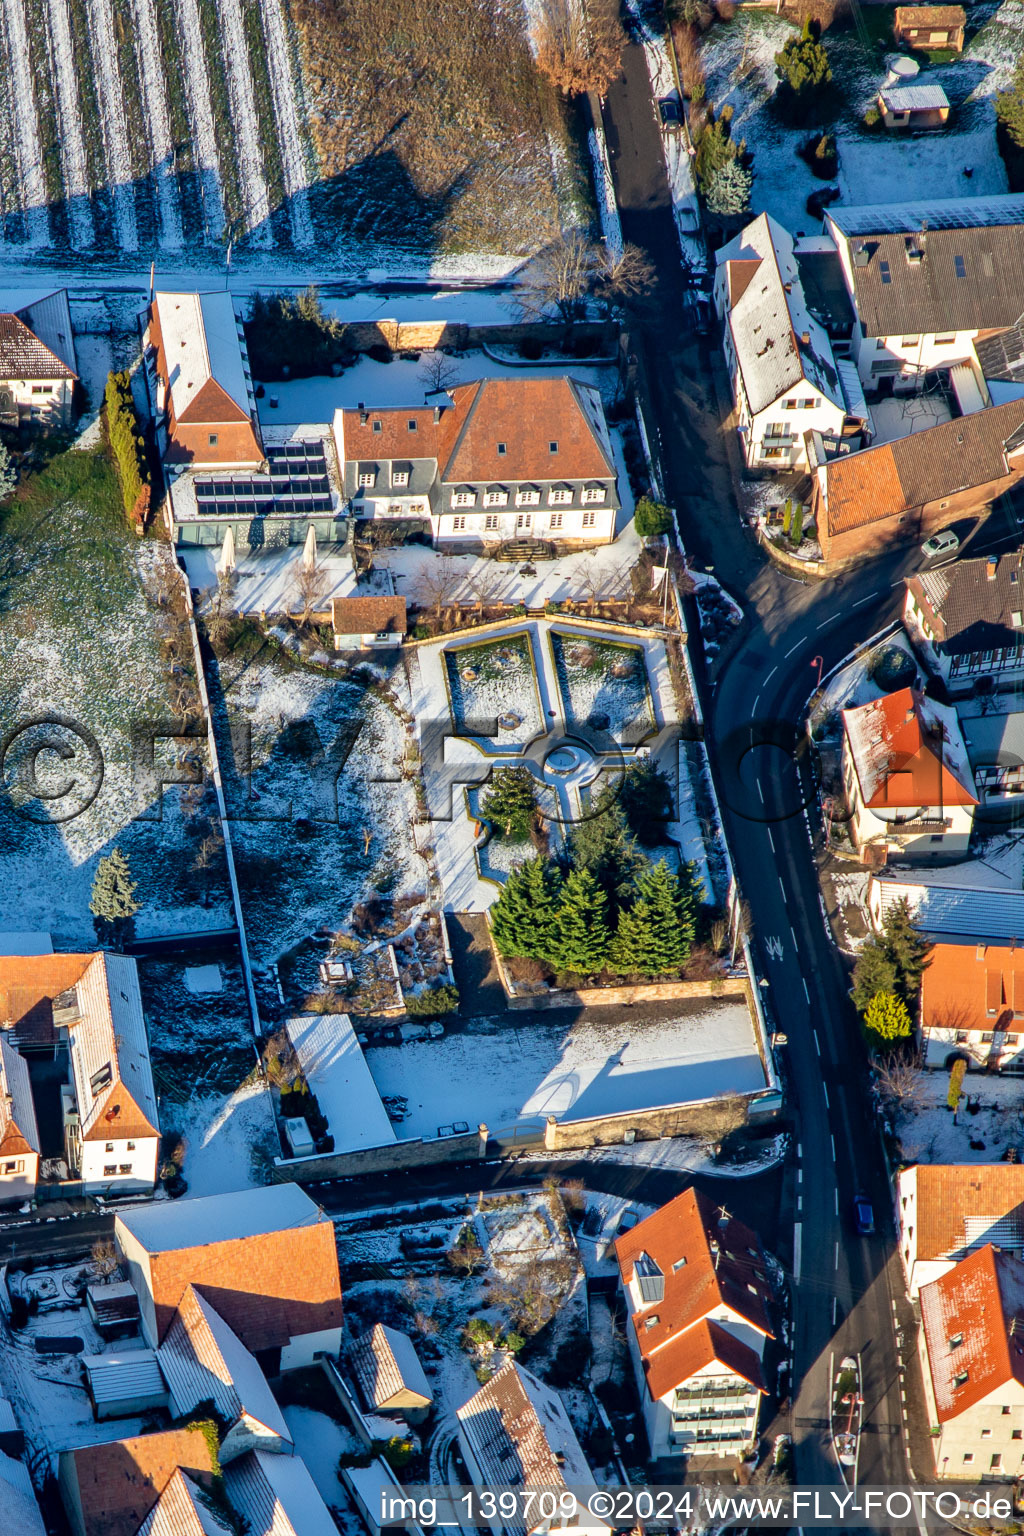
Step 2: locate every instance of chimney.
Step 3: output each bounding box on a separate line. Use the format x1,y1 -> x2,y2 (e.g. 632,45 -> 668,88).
977,943 -> 987,961
433,404 -> 441,423
358,403 -> 367,424
988,556 -> 999,581
800,331 -> 810,345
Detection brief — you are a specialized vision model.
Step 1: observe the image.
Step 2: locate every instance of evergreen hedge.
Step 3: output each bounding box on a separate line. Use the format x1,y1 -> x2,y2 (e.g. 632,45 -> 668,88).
104,371 -> 150,532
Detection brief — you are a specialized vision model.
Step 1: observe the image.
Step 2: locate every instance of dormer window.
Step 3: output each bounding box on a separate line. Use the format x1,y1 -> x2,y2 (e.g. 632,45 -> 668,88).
484,487 -> 508,507
90,1063 -> 112,1094
392,465 -> 411,488
949,1333 -> 964,1349
516,486 -> 540,507
672,1257 -> 687,1271
497,443 -> 507,455
358,469 -> 376,487
453,489 -> 476,508
549,441 -> 558,453
582,485 -> 605,504
953,1369 -> 969,1387
372,420 -> 382,433
644,1314 -> 660,1328
549,487 -> 572,506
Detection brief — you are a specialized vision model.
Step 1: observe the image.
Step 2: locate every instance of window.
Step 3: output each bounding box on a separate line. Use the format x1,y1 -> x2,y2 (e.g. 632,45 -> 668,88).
119,1164 -> 132,1175
549,441 -> 558,453
549,513 -> 563,531
517,514 -> 532,531
982,1428 -> 993,1438
408,419 -> 417,432
208,433 -> 218,447
782,400 -> 797,411
1003,1407 -> 1012,1415
31,385 -> 49,395
879,260 -> 891,284
485,489 -> 508,507
992,1454 -> 1003,1470
358,470 -> 376,487
582,512 -> 597,529
392,469 -> 410,488
452,515 -> 467,532
2,1163 -> 14,1175
453,491 -> 475,508
372,419 -> 382,433
954,254 -> 967,279
90,1063 -> 112,1094
901,337 -> 920,347
672,1257 -> 687,1271
127,1141 -> 135,1151
982,1032 -> 995,1043
497,443 -> 507,455
582,486 -> 605,504
485,515 -> 500,532
103,1165 -> 116,1177
963,1453 -> 974,1465
1008,1035 -> 1020,1046
550,488 -> 572,505
644,1315 -> 660,1328
953,1370 -> 969,1387
936,335 -> 956,346
1012,1431 -> 1022,1441
105,1142 -> 114,1153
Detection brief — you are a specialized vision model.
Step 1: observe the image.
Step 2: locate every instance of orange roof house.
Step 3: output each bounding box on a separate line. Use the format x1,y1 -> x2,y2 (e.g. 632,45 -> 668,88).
114,1185 -> 344,1367
919,1245 -> 1024,1472
613,1189 -> 773,1458
919,940 -> 1024,1071
897,1164 -> 1024,1295
842,688 -> 977,811
147,292 -> 262,467
57,1427 -> 218,1536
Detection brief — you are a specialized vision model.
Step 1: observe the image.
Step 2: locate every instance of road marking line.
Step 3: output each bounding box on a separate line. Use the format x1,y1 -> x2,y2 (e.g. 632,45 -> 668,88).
767,828 -> 775,853
753,693 -> 761,715
793,1223 -> 802,1281
834,1240 -> 839,1269
830,1133 -> 837,1160
779,878 -> 787,905
813,1029 -> 822,1055
816,615 -> 835,630
834,1188 -> 839,1215
790,924 -> 798,948
853,593 -> 876,609
764,665 -> 777,684
798,1193 -> 802,1211
832,1296 -> 837,1324
797,1166 -> 803,1184
785,640 -> 802,657
797,1143 -> 802,1158
802,977 -> 810,1003
823,1082 -> 830,1108
758,779 -> 764,804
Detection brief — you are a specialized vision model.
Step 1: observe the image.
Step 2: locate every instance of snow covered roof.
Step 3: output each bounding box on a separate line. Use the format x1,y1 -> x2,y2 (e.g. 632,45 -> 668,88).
136,1468 -> 236,1536
223,1449 -> 339,1536
722,212 -> 843,416
152,292 -> 255,425
82,1349 -> 166,1411
879,83 -> 949,111
158,1286 -> 291,1443
0,932 -> 51,956
284,1013 -> 396,1153
0,1448 -> 45,1536
351,1323 -> 432,1411
872,867 -> 1024,942
841,686 -> 976,808
457,1361 -> 600,1518
117,1184 -> 324,1254
837,359 -> 871,427
920,1245 -> 1024,1419
0,1033 -> 39,1157
68,953 -> 159,1142
0,310 -> 75,381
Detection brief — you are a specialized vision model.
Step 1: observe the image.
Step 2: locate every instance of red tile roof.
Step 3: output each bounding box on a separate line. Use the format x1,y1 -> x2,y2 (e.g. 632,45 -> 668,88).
920,942 -> 1024,1036
0,313 -> 76,380
904,1164 -> 1024,1263
614,1187 -> 773,1396
842,686 -> 977,809
176,377 -> 252,427
920,1244 -> 1024,1420
330,595 -> 407,636
644,1318 -> 767,1402
62,1428 -> 217,1536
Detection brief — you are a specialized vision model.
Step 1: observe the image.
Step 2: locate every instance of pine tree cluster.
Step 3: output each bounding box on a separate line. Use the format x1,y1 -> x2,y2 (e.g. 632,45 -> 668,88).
104,371 -> 150,532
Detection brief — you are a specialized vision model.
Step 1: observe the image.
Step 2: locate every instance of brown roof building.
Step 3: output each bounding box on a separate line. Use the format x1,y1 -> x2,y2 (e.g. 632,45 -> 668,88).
57,1427 -> 218,1536
146,292 -> 262,468
893,7 -> 966,52
329,595 -> 408,648
898,1164 -> 1024,1295
811,398 -> 1024,564
114,1185 -> 344,1370
0,288 -> 78,427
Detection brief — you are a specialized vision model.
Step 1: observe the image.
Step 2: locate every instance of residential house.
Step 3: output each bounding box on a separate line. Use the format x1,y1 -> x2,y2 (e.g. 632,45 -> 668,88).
329,595 -> 407,651
58,1427 -> 219,1536
920,941 -> 1024,1070
146,291 -> 262,467
840,686 -> 977,861
351,1323 -> 433,1424
456,1359 -> 608,1536
918,1244 -> 1024,1478
113,1184 -> 344,1371
868,866 -> 1024,944
905,548 -> 1024,694
0,1447 -> 46,1536
157,1284 -> 293,1461
0,288 -> 77,427
897,1164 -> 1024,1296
810,396 -> 1024,565
713,212 -> 870,472
613,1188 -> 773,1460
0,951 -> 158,1193
825,197 -> 1024,390
0,1032 -> 39,1202
334,376 -> 620,550
893,6 -> 966,51
223,1450 -> 340,1536
135,1468 -> 236,1536
877,83 -> 951,129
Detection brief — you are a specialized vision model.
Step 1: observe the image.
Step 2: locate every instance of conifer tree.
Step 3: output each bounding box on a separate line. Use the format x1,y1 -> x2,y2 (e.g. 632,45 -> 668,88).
674,859 -> 704,952
639,859 -> 692,972
851,939 -> 899,1014
489,857 -> 562,961
552,868 -> 609,976
864,991 -> 913,1049
0,441 -> 15,503
609,897 -> 660,978
482,765 -> 537,842
882,898 -> 931,1005
90,848 -> 140,949
566,795 -> 644,918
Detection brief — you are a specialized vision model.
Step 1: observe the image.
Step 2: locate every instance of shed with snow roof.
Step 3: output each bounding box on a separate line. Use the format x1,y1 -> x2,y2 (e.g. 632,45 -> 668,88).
351,1323 -> 433,1423
82,1350 -> 168,1420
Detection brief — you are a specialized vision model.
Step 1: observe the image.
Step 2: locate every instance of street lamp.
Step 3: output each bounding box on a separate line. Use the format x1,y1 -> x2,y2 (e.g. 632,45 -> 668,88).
811,654 -> 824,689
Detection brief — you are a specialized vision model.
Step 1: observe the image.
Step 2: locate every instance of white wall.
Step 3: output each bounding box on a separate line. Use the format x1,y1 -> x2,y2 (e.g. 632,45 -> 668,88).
433,502 -> 616,547
80,1136 -> 159,1196
747,384 -> 846,472
0,1153 -> 37,1205
280,1325 -> 344,1372
923,1025 -> 1024,1072
933,1381 -> 1024,1478
112,1221 -> 158,1347
220,1415 -> 290,1465
854,330 -> 979,388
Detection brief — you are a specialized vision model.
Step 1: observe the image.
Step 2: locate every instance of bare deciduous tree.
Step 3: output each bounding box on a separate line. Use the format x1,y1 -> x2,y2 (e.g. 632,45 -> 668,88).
533,0 -> 625,98
874,1051 -> 926,1114
91,1238 -> 119,1279
468,565 -> 505,612
206,570 -> 238,648
418,350 -> 462,394
595,243 -> 656,310
412,555 -> 463,616
516,234 -> 654,328
294,558 -> 329,629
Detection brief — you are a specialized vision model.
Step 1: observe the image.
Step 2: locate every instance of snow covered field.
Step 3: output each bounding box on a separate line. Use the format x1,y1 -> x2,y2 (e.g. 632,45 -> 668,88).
364,996 -> 767,1139
895,1069 -> 1024,1164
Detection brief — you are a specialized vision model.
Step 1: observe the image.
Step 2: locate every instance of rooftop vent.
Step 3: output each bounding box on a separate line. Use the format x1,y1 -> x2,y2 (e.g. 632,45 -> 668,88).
905,238 -> 925,264
988,555 -> 999,581
799,331 -> 810,345
852,243 -> 870,268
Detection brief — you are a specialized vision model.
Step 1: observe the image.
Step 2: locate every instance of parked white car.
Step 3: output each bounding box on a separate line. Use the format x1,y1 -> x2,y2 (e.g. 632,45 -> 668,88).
921,529 -> 959,560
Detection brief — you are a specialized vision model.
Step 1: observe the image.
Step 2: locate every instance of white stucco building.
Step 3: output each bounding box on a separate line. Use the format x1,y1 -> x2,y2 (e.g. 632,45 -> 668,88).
898,1164 -> 1024,1297
0,288 -> 77,427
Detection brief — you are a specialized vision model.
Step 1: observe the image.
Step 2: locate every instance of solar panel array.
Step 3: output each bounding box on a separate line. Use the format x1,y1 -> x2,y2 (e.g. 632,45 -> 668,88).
831,196 -> 1024,237
195,441 -> 333,518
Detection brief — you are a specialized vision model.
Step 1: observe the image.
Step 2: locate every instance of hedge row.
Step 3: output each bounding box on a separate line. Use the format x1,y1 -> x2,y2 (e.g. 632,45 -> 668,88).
104,371 -> 150,531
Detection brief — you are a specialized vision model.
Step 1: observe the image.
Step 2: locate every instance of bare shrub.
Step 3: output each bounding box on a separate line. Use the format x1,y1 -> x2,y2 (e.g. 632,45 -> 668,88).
874,1051 -> 926,1114
91,1239 -> 119,1279
674,23 -> 706,98
533,0 -> 625,97
294,558 -> 329,629
412,556 -> 463,615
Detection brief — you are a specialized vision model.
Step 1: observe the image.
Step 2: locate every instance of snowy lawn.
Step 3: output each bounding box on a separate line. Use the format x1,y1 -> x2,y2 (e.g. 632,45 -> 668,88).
444,633 -> 544,750
550,631 -> 656,743
364,996 -> 767,1139
699,4 -> 1011,235
205,625 -> 425,964
0,448 -> 232,945
894,1068 -> 1024,1164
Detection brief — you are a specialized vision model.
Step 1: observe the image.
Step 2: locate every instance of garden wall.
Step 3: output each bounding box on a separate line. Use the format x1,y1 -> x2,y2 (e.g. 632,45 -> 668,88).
271,1123 -> 488,1182
540,1090 -> 766,1151
506,974 -> 755,1009
339,318 -> 619,356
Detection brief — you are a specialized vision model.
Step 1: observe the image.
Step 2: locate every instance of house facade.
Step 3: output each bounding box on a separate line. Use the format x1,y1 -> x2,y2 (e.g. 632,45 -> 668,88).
918,1244 -> 1024,1478
904,549 -> 1024,694
714,213 -> 868,472
898,1165 -> 1024,1297
825,197 -> 1024,390
0,289 -> 77,427
614,1188 -> 772,1460
920,941 -> 1024,1070
334,376 -> 620,551
841,687 -> 977,861
113,1184 -> 344,1371
146,291 -> 263,468
0,1033 -> 40,1203
893,6 -> 966,51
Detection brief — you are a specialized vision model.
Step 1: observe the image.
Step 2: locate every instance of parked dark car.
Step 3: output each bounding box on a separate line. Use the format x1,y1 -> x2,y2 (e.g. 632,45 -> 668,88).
658,98 -> 682,130
853,1194 -> 875,1235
